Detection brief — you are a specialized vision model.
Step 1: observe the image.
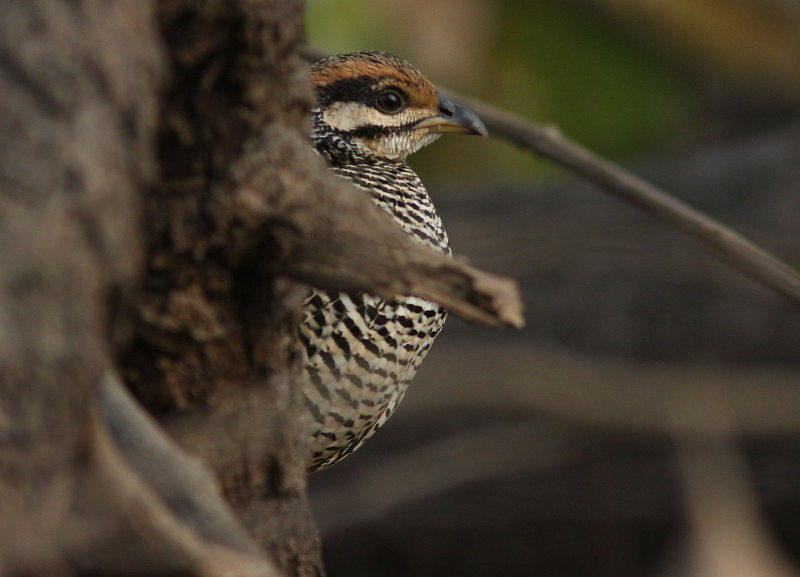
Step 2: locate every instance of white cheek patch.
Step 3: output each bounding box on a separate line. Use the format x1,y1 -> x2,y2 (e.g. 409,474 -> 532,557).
354,135 -> 411,160
322,102 -> 374,132
355,132 -> 441,160
322,102 -> 426,132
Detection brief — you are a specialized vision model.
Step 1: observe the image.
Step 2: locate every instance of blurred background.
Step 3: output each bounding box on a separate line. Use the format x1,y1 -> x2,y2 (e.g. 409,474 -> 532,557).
305,1 -> 800,576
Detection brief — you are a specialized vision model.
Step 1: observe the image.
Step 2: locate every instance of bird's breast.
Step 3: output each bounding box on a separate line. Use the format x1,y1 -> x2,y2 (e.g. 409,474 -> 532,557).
301,158 -> 450,472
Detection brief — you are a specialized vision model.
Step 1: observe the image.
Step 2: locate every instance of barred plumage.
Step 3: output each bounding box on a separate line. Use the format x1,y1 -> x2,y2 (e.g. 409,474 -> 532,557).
302,51 -> 486,472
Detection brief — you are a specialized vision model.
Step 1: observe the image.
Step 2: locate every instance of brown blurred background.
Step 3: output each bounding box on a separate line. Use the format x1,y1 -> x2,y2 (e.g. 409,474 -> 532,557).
305,1 -> 800,576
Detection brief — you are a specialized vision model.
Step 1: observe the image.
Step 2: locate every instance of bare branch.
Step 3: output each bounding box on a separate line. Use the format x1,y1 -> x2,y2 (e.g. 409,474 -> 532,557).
69,394 -> 280,577
413,341 -> 800,435
442,91 -> 800,305
225,128 -> 524,329
99,373 -> 259,553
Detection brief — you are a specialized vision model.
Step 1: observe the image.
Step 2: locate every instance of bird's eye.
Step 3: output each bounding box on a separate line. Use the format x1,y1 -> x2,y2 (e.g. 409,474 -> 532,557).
375,89 -> 406,114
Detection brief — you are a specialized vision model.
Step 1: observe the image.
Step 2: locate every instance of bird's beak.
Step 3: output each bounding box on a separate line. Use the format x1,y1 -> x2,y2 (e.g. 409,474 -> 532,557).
414,95 -> 488,137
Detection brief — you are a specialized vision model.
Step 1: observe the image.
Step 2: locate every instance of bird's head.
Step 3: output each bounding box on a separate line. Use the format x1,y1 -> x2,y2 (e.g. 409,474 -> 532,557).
310,50 -> 487,163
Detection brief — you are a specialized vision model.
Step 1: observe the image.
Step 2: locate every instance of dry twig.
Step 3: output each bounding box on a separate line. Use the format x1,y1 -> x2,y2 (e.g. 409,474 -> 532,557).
444,91 -> 800,305
414,342 -> 800,435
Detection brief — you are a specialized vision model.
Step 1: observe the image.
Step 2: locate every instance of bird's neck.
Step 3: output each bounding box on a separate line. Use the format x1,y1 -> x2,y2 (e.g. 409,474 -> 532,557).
312,111 -> 450,254
311,110 -> 374,165
330,159 -> 450,255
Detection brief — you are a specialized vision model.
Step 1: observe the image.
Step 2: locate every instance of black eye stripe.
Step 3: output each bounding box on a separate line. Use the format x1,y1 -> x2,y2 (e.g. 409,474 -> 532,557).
317,76 -> 374,104
333,121 -> 420,139
317,75 -> 409,107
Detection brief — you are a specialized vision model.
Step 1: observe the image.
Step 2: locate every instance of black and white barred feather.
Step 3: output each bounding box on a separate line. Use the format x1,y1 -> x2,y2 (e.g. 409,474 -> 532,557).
301,51 -> 485,472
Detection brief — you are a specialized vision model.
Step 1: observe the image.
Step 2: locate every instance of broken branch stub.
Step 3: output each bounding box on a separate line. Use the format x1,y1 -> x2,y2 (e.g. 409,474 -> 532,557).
224,128 -> 525,329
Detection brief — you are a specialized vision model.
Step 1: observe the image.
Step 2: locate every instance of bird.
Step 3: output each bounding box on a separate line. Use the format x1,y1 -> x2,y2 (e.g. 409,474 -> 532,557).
301,50 -> 487,473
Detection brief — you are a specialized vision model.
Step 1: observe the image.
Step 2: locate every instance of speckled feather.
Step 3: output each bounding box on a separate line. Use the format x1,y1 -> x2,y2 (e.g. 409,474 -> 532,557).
300,163 -> 449,472
301,51 -> 460,472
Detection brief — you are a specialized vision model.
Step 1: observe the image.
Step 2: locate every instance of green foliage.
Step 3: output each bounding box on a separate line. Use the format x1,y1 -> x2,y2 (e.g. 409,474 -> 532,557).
491,2 -> 692,154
